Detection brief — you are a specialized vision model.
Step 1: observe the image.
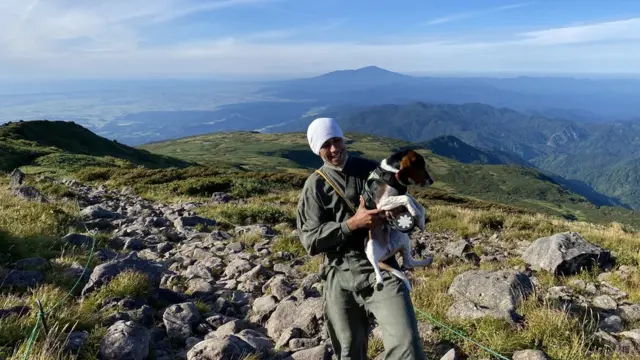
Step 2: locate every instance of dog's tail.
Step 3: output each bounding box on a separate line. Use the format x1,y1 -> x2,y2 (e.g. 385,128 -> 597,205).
378,262 -> 412,291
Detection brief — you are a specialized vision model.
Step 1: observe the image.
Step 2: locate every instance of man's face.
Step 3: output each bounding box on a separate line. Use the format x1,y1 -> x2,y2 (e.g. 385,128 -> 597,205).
319,137 -> 346,166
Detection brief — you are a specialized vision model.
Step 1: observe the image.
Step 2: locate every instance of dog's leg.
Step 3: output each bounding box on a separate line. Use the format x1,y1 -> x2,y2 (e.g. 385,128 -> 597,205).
365,234 -> 386,291
378,262 -> 412,292
401,240 -> 433,269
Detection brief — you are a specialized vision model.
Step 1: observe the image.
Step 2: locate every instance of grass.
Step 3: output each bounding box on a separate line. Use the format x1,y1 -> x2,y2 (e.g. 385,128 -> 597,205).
0,120 -> 191,173
0,178 -> 81,264
138,131 -> 640,229
3,122 -> 640,359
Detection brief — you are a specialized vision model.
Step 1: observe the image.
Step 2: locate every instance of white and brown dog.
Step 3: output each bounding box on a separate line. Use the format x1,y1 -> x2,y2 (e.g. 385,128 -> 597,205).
362,149 -> 434,291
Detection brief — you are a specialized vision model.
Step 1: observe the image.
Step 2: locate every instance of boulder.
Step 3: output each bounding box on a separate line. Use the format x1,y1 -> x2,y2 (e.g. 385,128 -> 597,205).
81,252 -> 166,296
521,232 -> 612,275
186,335 -> 255,360
446,269 -> 533,323
99,320 -> 150,360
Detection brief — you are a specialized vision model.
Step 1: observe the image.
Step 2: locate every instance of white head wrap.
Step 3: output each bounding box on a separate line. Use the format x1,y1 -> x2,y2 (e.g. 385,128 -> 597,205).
306,117 -> 344,155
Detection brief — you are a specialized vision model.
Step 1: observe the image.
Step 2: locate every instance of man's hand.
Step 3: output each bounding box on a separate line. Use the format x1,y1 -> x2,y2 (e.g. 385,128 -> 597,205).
346,196 -> 385,231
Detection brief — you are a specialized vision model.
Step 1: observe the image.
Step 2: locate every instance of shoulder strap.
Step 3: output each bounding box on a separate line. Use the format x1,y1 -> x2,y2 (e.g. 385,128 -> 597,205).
315,169 -> 357,214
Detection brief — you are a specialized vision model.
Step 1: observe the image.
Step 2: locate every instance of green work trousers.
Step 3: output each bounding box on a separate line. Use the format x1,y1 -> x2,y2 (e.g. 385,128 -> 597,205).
323,265 -> 426,360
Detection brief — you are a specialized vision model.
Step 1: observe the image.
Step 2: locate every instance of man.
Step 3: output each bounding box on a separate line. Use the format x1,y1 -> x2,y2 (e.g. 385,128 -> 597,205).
296,117 -> 426,360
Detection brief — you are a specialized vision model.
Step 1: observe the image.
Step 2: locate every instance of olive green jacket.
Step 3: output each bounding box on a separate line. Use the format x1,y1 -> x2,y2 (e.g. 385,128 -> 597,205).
296,155 -> 400,291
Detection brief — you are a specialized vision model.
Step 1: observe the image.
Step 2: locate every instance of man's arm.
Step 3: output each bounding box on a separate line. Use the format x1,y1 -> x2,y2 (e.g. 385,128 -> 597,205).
296,179 -> 353,256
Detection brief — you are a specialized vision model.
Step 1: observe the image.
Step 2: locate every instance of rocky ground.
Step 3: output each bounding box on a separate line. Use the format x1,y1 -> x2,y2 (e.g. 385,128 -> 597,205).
3,171 -> 640,359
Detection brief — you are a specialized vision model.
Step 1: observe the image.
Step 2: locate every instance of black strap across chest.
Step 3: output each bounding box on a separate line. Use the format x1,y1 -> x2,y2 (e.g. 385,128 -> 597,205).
362,167 -> 408,210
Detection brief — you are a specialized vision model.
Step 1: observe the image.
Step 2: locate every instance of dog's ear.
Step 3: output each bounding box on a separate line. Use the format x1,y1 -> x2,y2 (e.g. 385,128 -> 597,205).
398,151 -> 430,186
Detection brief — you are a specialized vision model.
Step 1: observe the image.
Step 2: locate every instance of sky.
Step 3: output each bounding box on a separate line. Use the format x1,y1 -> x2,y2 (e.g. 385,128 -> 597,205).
1,0 -> 640,80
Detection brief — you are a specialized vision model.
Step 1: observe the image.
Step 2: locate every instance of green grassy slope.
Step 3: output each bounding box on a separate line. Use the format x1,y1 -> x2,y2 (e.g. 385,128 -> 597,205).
0,120 -> 192,173
140,131 -> 640,228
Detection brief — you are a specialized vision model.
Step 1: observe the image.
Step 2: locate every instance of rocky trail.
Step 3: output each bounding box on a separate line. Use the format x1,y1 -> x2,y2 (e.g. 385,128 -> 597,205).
3,173 -> 640,360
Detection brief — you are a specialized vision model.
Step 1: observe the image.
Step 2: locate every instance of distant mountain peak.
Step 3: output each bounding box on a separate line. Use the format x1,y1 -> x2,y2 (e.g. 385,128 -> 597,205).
316,65 -> 410,79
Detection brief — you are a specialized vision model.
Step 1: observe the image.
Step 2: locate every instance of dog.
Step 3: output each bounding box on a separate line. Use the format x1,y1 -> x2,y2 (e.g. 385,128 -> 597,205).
362,149 -> 435,291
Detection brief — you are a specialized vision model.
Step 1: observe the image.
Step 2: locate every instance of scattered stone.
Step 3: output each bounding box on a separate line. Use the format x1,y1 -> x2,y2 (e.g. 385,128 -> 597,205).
0,306 -> 31,319
13,257 -> 48,270
100,320 -> 150,360
163,302 -> 203,343
446,269 -> 533,323
512,349 -> 550,360
210,192 -> 232,204
81,252 -> 167,296
521,232 -> 612,275
9,168 -> 25,188
439,348 -> 456,360
81,204 -> 120,219
63,233 -> 94,247
64,331 -> 89,353
592,295 -> 617,311
0,269 -> 45,288
12,186 -> 48,203
186,335 -> 255,360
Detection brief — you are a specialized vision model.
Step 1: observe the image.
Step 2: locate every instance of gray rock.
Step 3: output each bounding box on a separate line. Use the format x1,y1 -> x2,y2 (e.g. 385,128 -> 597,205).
289,337 -> 320,351
9,168 -> 25,188
236,329 -> 274,352
223,258 -> 253,279
81,252 -> 166,296
164,302 -> 203,343
266,298 -> 324,341
99,320 -> 150,360
81,205 -> 120,219
63,233 -> 94,247
64,331 -> 89,353
157,242 -> 174,254
619,304 -> 640,323
226,242 -> 244,254
439,348 -> 456,360
592,295 -> 617,310
210,192 -> 232,203
512,349 -> 550,360
212,319 -> 252,338
276,327 -> 303,349
598,315 -> 624,333
445,239 -> 472,258
235,224 -> 274,237
174,216 -> 216,231
285,344 -> 331,360
0,269 -> 45,288
446,269 -> 533,323
12,186 -> 48,203
0,306 -> 31,319
13,257 -> 48,270
521,232 -> 611,275
252,295 -> 279,315
187,335 -> 255,360
263,275 -> 295,300
619,329 -> 640,345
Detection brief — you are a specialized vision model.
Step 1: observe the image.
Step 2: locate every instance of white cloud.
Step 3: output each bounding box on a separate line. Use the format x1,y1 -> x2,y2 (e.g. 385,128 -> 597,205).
0,2 -> 638,79
425,2 -> 533,25
519,17 -> 640,45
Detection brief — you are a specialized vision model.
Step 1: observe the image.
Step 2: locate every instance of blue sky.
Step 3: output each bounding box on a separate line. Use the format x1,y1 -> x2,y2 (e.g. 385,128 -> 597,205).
1,0 -> 640,79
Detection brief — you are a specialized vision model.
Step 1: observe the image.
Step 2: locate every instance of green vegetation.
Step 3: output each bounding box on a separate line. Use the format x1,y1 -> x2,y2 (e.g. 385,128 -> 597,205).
0,120 -> 192,173
2,120 -> 640,359
141,131 -> 640,229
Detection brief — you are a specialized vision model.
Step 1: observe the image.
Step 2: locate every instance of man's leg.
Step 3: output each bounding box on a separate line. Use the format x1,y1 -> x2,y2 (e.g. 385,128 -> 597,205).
363,273 -> 426,360
324,268 -> 370,360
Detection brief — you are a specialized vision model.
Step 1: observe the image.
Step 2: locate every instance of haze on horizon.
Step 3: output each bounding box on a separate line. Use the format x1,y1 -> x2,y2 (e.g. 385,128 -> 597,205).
1,0 -> 640,81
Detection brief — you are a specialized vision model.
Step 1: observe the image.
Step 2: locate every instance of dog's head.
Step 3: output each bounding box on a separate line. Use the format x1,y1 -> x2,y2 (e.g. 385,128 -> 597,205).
392,150 -> 434,188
